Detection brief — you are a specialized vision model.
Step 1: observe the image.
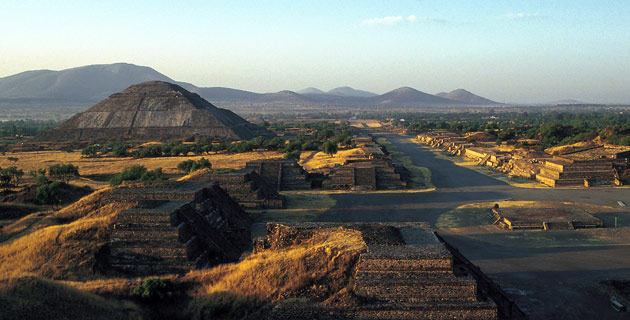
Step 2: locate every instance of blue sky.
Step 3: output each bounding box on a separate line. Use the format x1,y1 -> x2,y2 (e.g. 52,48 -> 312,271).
1,0 -> 629,103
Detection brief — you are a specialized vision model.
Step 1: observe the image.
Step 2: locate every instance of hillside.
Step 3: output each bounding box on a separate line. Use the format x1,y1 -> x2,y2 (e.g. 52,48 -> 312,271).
371,87 -> 457,106
436,89 -> 498,105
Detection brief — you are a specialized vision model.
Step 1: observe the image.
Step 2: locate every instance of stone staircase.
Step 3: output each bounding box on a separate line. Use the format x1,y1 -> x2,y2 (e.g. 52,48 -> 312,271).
246,159 -> 311,191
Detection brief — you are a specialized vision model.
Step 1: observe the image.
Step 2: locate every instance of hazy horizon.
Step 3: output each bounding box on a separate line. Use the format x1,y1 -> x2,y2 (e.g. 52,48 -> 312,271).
2,1 -> 629,104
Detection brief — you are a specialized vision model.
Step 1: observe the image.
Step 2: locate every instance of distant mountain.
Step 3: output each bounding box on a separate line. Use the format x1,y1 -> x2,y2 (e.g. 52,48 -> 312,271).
196,87 -> 262,102
0,63 -> 504,108
257,90 -> 314,104
371,87 -> 456,106
297,87 -> 324,94
327,86 -> 377,97
0,63 -> 180,103
435,89 -> 498,105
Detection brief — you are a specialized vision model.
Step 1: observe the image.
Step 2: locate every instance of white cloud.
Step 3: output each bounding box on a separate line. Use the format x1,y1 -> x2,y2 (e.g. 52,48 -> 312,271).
501,12 -> 547,21
363,16 -> 403,25
363,14 -> 447,26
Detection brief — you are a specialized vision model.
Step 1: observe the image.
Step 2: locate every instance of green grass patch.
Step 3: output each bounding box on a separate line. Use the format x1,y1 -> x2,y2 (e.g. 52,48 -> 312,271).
436,208 -> 496,229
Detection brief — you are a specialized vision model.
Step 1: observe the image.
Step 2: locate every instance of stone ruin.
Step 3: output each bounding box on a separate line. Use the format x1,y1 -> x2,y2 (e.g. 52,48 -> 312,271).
493,207 -> 603,231
107,181 -> 251,275
324,136 -> 407,190
36,81 -> 269,143
326,160 -> 406,190
258,222 -> 511,319
245,159 -> 311,191
185,169 -> 285,209
536,146 -> 630,187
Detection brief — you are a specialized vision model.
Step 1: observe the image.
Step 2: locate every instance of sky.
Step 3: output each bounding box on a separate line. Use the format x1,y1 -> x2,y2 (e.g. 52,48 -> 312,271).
1,0 -> 629,104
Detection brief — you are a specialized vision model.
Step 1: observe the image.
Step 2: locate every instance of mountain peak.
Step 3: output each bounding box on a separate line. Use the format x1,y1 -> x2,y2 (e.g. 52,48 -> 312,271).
327,86 -> 377,97
297,87 -> 324,94
435,89 -> 497,105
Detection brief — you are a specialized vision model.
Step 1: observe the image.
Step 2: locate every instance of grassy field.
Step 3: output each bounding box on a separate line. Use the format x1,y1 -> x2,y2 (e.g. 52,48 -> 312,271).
0,150 -> 284,177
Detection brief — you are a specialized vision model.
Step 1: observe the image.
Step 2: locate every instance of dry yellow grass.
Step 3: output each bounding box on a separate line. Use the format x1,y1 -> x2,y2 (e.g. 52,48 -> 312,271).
0,276 -> 142,320
0,190 -> 136,280
299,148 -> 366,170
0,150 -> 284,176
184,227 -> 365,299
64,227 -> 366,319
348,120 -> 382,128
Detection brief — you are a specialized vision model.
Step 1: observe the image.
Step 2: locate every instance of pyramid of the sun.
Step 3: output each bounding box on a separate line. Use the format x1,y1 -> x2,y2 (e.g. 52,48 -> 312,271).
39,81 -> 267,142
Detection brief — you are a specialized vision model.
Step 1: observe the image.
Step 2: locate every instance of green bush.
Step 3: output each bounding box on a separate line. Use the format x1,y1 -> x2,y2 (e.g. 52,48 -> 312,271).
48,164 -> 79,184
35,181 -> 62,208
133,278 -> 175,302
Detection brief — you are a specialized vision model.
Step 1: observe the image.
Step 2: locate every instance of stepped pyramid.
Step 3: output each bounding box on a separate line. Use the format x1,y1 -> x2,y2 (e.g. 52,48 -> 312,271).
37,81 -> 268,142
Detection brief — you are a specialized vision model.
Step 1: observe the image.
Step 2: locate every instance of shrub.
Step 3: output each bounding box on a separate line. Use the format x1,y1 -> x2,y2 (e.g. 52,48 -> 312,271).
81,145 -> 100,158
133,278 -> 175,302
140,168 -> 163,181
177,158 -> 212,174
109,165 -> 148,186
285,150 -> 301,161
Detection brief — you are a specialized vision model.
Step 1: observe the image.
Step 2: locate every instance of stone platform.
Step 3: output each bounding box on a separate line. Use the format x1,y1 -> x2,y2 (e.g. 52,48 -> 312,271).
493,207 -> 603,230
262,222 -> 498,320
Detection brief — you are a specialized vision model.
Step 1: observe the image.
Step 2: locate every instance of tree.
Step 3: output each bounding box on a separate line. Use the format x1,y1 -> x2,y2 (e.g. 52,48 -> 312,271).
35,181 -> 62,210
285,150 -> 301,161
81,145 -> 100,158
0,166 -> 24,189
322,141 -> 338,157
48,164 -> 79,184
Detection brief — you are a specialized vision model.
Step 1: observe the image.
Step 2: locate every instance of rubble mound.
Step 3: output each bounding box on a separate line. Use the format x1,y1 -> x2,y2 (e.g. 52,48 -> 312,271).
107,181 -> 252,275
36,81 -> 268,142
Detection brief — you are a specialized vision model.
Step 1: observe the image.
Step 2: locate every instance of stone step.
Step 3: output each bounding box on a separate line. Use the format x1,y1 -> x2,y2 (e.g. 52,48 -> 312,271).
109,254 -> 191,266
109,245 -> 189,259
268,301 -> 497,320
116,211 -> 174,225
110,262 -> 195,275
109,228 -> 181,242
357,258 -> 452,272
354,278 -> 478,303
354,269 -> 455,281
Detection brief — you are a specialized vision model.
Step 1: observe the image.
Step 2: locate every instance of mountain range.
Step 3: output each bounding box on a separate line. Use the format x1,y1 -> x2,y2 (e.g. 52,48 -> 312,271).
0,63 -> 500,107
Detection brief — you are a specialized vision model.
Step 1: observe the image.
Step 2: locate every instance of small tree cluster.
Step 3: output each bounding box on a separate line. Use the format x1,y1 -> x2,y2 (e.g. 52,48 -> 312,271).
48,164 -> 79,184
133,278 -> 175,302
177,157 -> 212,174
109,165 -> 163,186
